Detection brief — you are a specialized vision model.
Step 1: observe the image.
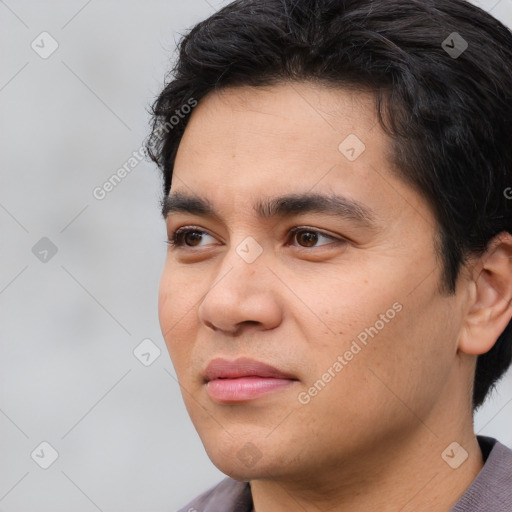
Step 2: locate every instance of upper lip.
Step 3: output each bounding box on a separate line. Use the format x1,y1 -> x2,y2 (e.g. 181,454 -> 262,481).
203,357 -> 297,382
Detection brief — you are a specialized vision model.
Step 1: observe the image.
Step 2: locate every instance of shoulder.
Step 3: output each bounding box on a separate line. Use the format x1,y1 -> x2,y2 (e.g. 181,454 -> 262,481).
176,477 -> 252,512
451,436 -> 512,511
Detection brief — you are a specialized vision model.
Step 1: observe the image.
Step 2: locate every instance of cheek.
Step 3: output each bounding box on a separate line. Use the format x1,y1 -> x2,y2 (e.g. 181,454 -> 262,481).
298,267 -> 451,397
158,260 -> 200,324
298,271 -> 396,344
158,265 -> 195,358
158,269 -> 174,340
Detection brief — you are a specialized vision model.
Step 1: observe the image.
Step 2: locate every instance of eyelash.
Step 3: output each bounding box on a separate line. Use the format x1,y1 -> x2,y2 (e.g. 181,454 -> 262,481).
165,226 -> 345,250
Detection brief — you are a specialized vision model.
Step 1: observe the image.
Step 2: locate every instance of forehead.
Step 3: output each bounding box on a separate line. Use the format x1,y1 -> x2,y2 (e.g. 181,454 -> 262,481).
178,82 -> 380,159
171,82 -> 431,227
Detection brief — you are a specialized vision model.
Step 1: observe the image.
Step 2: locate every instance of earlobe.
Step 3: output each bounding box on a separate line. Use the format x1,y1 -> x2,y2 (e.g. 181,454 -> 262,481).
459,232 -> 512,356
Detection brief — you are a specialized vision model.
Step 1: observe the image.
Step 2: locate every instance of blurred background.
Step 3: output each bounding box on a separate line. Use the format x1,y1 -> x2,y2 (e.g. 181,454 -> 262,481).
0,0 -> 511,510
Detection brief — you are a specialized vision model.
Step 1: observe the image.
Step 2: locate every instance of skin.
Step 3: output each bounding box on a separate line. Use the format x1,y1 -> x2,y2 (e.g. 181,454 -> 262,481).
158,82 -> 512,511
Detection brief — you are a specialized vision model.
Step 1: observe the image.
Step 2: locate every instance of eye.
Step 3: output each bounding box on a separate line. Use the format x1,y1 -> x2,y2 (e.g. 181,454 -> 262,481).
166,227 -> 217,248
288,227 -> 342,248
165,226 -> 345,251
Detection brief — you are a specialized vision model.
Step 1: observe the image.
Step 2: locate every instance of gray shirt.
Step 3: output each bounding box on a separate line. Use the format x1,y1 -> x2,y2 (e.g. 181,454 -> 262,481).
177,436 -> 511,512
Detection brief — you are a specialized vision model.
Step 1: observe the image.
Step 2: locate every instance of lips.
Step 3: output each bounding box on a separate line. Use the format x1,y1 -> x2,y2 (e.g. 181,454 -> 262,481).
203,357 -> 296,382
203,357 -> 298,403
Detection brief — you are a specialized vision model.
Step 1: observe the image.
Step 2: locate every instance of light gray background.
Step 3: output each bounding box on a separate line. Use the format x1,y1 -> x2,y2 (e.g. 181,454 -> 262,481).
0,1 -> 511,510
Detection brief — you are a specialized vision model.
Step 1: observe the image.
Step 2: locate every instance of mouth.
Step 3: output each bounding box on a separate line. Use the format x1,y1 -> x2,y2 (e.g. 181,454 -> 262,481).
203,357 -> 299,403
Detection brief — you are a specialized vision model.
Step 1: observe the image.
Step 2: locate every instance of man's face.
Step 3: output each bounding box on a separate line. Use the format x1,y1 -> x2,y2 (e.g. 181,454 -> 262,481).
158,83 -> 467,481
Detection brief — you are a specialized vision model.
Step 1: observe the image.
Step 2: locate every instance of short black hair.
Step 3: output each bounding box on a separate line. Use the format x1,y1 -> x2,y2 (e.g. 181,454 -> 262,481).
146,0 -> 512,410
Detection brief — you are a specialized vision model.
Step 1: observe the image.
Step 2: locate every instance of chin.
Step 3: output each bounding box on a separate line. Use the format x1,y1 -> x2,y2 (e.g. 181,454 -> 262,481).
200,433 -> 279,480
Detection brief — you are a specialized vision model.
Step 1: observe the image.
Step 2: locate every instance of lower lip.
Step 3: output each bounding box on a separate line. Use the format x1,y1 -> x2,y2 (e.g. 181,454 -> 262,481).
206,377 -> 296,403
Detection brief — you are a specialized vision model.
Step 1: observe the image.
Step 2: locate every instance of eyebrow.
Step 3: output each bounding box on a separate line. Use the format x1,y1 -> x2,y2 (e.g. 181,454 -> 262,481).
161,191 -> 377,229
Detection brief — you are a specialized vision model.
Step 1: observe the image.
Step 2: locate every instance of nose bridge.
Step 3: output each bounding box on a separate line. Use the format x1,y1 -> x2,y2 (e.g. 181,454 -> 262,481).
206,234 -> 266,302
197,233 -> 281,333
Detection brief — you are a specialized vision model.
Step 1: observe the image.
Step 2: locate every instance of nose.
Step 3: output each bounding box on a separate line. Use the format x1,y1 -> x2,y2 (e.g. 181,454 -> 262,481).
197,244 -> 283,336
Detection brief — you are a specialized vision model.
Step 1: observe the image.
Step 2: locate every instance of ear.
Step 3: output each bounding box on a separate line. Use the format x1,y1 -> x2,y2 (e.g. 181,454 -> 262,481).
459,232 -> 512,355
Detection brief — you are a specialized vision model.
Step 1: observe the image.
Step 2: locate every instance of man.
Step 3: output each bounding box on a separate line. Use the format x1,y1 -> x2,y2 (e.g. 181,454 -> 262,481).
146,0 -> 512,510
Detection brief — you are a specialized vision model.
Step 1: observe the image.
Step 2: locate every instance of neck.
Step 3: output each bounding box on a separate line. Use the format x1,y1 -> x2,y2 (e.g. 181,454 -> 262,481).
249,420 -> 483,512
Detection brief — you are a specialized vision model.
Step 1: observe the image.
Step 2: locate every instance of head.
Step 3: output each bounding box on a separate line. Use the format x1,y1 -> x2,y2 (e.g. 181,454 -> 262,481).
148,0 -> 512,481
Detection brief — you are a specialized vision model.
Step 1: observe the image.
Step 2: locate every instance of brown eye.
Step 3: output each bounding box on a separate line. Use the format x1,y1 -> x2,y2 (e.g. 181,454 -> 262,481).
290,228 -> 339,248
181,231 -> 203,246
167,228 -> 216,248
295,231 -> 320,247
